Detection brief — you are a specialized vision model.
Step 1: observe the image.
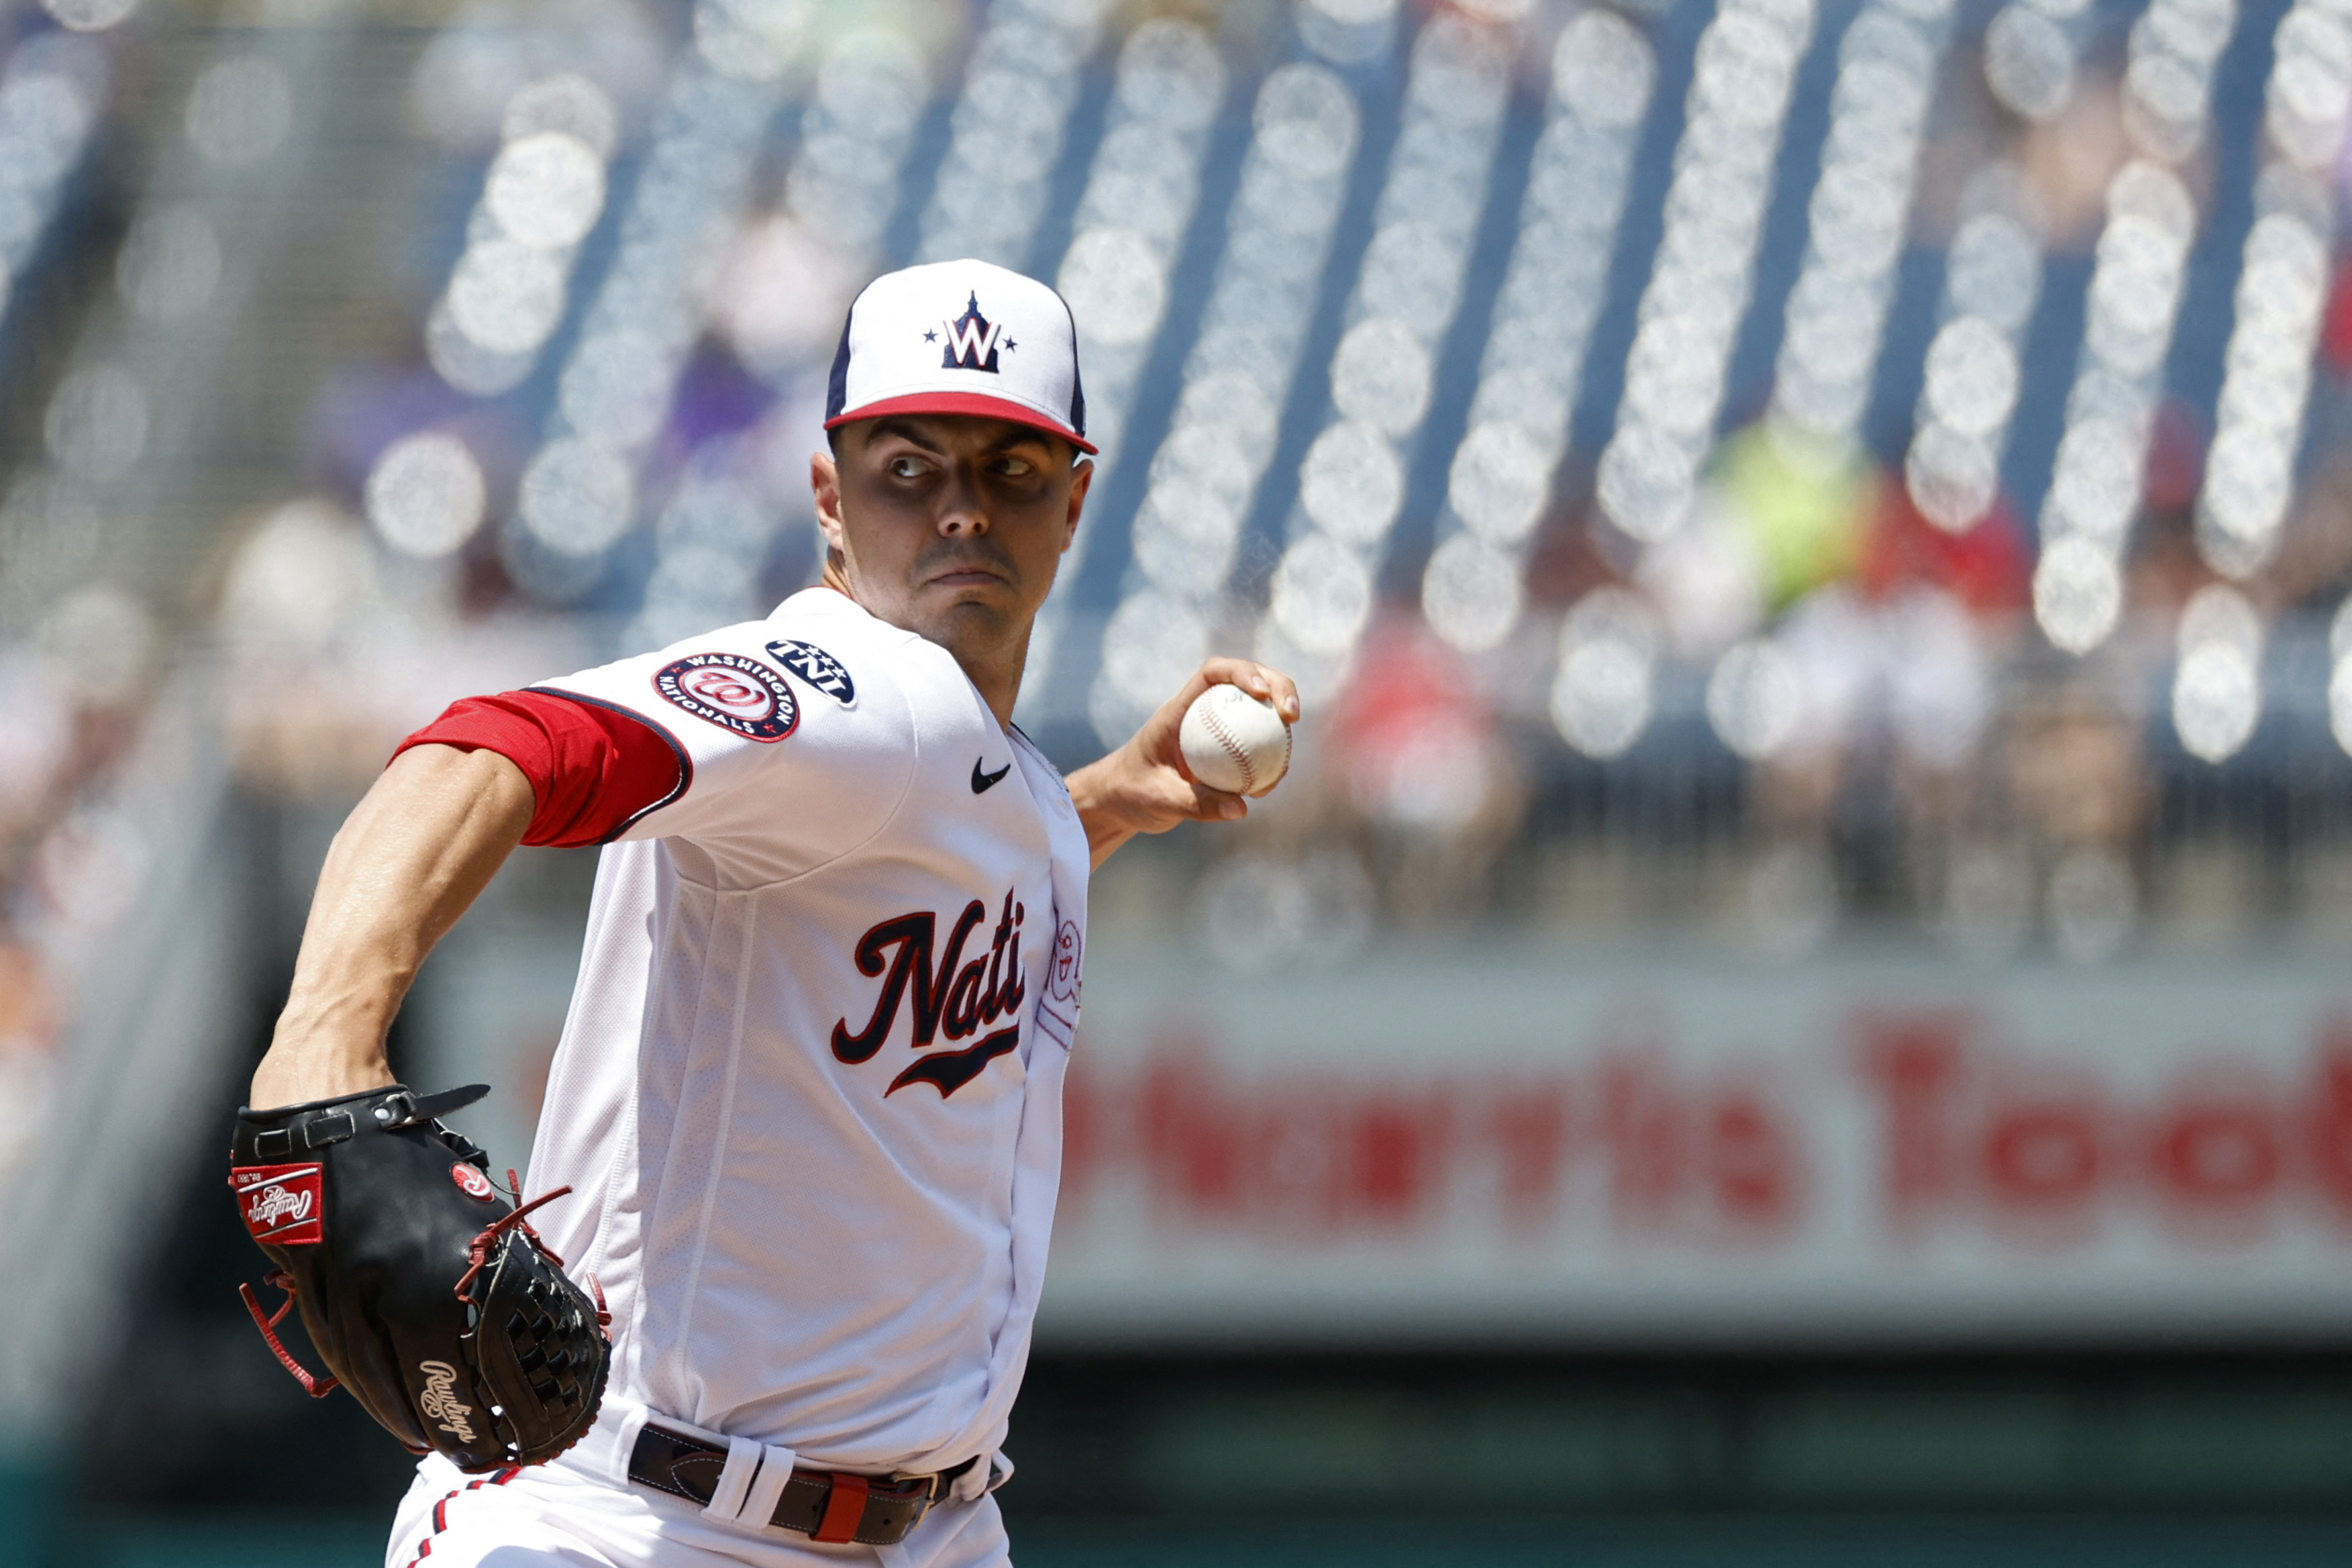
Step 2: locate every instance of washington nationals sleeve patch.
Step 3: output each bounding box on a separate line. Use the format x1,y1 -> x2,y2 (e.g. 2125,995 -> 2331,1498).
654,652 -> 799,742
766,639 -> 856,704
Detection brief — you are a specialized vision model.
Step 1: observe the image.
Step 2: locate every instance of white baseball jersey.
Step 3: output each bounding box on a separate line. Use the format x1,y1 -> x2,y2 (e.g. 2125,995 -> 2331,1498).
510,587 -> 1088,1507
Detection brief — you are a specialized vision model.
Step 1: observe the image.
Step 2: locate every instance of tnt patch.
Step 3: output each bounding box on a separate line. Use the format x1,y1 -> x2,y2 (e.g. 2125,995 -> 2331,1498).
766,639 -> 856,704
654,652 -> 798,742
232,1163 -> 324,1245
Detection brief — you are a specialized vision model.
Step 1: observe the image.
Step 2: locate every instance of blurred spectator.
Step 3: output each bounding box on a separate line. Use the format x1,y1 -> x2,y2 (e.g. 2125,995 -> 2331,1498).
2125,502 -> 2211,629
1638,502 -> 1766,664
1999,670 -> 2147,960
1521,470 -> 1622,613
0,936 -> 58,1195
2319,250 -> 2352,376
1322,613 -> 1526,927
1858,481 -> 2031,625
0,604 -> 160,1208
0,645 -> 72,850
2265,448 -> 2352,610
2014,74 -> 2131,251
660,344 -> 776,470
1710,423 -> 1872,613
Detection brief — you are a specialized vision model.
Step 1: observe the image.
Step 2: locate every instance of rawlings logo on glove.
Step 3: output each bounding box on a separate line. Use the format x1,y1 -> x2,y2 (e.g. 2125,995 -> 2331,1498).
229,1084 -> 611,1473
418,1360 -> 478,1441
231,1163 -> 323,1244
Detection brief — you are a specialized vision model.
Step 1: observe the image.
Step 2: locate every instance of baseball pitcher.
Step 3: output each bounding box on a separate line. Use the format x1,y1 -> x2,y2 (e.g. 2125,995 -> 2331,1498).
230,259 -> 1298,1568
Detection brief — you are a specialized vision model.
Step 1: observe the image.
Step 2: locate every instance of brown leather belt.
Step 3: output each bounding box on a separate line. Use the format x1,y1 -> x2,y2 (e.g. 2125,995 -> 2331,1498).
627,1420 -> 978,1546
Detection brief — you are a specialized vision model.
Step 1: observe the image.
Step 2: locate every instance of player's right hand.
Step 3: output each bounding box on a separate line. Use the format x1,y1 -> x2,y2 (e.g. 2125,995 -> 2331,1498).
1065,658 -> 1299,868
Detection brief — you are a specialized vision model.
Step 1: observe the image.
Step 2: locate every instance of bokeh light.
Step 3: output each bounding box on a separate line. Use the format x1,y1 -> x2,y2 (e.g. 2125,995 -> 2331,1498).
1707,637 -> 1804,760
1269,531 -> 1374,657
517,437 -> 634,557
1058,225 -> 1166,350
1094,587 -> 1208,736
1984,5 -> 2076,120
364,433 -> 488,561
1420,533 -> 1521,655
2033,535 -> 2124,653
1552,588 -> 1661,759
1298,421 -> 1404,548
484,132 -> 607,249
44,363 -> 145,482
41,0 -> 138,30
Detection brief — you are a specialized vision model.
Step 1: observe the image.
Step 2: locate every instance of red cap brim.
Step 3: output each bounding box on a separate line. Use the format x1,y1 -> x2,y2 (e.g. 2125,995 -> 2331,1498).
823,391 -> 1098,454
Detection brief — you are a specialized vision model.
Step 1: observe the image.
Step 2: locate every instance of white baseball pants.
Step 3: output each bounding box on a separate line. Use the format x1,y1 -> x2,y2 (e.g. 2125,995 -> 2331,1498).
387,1453 -> 1013,1568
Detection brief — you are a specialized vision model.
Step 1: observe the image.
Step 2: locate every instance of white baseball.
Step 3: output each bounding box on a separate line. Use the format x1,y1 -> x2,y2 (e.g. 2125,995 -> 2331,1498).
1178,684 -> 1292,797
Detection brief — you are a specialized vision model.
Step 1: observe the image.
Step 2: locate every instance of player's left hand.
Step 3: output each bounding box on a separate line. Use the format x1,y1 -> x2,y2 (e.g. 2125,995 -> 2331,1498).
1068,658 -> 1299,869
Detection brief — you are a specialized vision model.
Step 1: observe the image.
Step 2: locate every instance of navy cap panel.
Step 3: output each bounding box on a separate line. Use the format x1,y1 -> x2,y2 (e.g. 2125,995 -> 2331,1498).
825,307 -> 854,423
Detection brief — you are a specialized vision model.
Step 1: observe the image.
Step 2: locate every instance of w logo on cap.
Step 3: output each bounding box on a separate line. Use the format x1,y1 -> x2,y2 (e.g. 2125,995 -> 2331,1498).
939,292 -> 1005,374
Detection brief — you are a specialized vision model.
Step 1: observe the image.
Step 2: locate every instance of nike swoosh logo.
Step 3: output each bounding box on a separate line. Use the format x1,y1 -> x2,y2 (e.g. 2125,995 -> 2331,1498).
972,758 -> 1012,794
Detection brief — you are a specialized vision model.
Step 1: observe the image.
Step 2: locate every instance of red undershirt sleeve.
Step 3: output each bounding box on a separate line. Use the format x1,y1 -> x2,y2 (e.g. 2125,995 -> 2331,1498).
391,690 -> 686,848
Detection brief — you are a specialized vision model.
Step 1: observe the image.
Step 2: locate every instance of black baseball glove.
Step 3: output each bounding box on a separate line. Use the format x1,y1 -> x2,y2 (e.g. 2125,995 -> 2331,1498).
229,1083 -> 611,1473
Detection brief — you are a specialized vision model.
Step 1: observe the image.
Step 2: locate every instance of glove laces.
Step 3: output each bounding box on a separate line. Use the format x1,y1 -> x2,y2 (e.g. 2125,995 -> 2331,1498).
453,1171 -> 573,1305
237,1269 -> 340,1398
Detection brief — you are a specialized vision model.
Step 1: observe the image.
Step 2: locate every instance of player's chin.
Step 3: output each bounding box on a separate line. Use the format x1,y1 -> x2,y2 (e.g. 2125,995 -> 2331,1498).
913,589 -> 1027,646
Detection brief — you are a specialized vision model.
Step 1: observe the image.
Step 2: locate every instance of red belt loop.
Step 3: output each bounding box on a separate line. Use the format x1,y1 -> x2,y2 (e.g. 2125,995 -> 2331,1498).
811,1473 -> 870,1544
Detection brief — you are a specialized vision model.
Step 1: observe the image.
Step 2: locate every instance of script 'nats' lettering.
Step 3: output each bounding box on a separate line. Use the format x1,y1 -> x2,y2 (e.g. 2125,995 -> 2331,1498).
417,1359 -> 478,1443
833,890 -> 1028,1098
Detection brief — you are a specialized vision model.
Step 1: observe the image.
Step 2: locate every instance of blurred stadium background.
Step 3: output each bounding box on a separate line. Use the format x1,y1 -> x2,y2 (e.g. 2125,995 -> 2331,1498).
1,0 -> 2351,1561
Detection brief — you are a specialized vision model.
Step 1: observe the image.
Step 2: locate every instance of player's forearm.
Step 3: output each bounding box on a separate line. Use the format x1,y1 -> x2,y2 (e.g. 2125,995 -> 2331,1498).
1066,748 -> 1155,870
249,745 -> 536,1109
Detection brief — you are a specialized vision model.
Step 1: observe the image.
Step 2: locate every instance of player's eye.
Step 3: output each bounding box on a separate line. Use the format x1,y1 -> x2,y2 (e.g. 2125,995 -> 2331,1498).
886,455 -> 928,479
996,456 -> 1035,478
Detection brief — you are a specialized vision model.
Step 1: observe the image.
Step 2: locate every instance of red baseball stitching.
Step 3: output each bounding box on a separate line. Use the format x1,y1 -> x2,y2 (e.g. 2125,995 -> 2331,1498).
1201,698 -> 1256,792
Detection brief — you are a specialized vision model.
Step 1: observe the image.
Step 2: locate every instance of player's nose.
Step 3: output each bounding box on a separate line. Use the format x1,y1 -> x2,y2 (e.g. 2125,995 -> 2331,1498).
935,503 -> 991,539
934,465 -> 991,537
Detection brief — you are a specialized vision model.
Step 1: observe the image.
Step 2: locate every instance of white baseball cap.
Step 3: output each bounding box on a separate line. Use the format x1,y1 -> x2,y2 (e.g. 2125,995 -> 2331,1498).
824,258 -> 1095,453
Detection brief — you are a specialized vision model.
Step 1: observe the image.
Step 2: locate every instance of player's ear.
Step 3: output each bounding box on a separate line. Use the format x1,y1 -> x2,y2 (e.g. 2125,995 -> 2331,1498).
811,449 -> 848,555
1062,454 -> 1092,551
